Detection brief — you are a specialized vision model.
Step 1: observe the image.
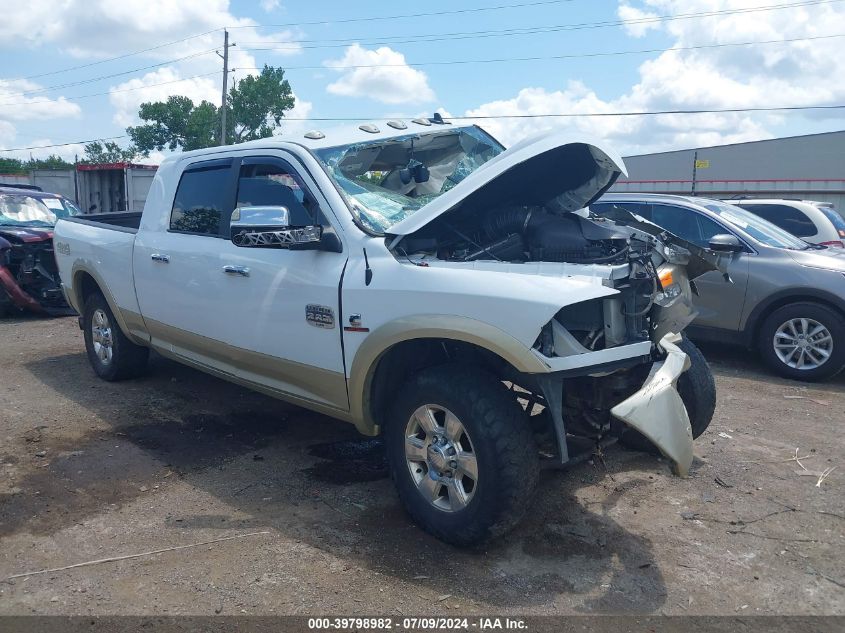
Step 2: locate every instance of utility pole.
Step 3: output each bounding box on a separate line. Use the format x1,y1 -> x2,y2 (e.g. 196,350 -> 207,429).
220,29 -> 230,146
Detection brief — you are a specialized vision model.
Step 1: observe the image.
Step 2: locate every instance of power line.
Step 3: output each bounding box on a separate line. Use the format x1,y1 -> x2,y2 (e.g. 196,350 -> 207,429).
0,136 -> 129,153
0,72 -> 222,108
239,0 -> 843,51
228,0 -> 578,29
266,104 -> 845,121
6,0 -> 837,100
4,32 -> 836,110
234,33 -> 845,73
5,49 -> 220,98
12,0 -> 573,83
18,29 -> 223,81
3,103 -> 844,153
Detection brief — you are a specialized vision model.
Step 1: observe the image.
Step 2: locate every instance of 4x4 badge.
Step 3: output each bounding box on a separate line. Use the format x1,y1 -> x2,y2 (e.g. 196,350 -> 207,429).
305,304 -> 335,329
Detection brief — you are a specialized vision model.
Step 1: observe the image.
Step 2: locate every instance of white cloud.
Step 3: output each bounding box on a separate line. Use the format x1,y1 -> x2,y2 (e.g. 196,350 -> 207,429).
0,80 -> 82,122
109,68 -> 219,127
461,0 -> 845,153
260,0 -> 280,12
325,44 -> 435,104
0,1 -> 302,60
617,2 -> 661,38
273,92 -> 314,138
0,79 -> 83,157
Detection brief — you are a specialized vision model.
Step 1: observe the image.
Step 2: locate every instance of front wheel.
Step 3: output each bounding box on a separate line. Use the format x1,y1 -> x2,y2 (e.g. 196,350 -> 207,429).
83,292 -> 149,381
386,364 -> 538,546
758,302 -> 845,382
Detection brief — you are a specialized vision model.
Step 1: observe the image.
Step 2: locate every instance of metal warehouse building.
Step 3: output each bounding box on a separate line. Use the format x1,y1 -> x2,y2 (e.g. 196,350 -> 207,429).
611,130 -> 845,209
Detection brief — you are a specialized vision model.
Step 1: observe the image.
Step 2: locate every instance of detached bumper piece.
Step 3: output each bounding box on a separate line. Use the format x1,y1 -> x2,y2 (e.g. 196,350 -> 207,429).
610,332 -> 694,476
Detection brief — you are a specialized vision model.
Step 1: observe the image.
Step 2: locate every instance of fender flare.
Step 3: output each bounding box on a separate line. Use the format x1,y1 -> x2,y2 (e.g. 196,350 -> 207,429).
70,263 -> 148,345
347,314 -> 551,435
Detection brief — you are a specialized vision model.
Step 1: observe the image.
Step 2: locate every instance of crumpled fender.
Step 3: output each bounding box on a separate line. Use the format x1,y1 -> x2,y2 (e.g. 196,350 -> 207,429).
610,332 -> 693,476
0,264 -> 43,312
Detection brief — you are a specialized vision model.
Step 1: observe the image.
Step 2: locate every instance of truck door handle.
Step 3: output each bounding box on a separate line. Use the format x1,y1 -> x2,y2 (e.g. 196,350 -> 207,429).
151,253 -> 170,263
223,265 -> 250,277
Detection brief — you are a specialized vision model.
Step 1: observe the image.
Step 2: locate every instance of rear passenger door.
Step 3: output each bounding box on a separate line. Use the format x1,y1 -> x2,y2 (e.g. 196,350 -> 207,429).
133,158 -> 240,352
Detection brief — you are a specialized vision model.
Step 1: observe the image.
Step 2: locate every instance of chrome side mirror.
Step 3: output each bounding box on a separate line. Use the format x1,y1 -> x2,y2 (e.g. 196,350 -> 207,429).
707,233 -> 744,253
230,205 -> 322,249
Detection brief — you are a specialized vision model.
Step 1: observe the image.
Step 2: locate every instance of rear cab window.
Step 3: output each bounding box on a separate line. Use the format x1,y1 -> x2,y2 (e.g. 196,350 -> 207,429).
170,160 -> 234,236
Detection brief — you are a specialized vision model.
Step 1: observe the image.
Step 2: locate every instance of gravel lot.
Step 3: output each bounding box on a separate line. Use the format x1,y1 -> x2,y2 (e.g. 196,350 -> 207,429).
1,315 -> 843,616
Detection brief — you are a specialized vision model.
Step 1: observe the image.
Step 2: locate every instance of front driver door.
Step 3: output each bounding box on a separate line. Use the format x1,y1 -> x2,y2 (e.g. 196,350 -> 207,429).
650,203 -> 750,331
213,154 -> 349,412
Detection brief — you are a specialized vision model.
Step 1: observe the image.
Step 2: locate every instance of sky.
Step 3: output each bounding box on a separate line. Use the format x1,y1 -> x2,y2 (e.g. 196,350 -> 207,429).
1,0 -> 844,164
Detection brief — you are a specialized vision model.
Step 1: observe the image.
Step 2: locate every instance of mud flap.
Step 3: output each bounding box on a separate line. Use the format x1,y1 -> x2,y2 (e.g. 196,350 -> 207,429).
610,333 -> 694,476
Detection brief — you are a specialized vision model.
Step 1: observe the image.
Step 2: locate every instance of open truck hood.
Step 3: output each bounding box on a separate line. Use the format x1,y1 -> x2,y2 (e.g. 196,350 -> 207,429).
387,132 -> 627,238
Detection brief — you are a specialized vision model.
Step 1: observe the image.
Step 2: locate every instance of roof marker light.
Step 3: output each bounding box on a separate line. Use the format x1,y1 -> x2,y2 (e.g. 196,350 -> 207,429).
304,130 -> 325,140
411,118 -> 432,127
359,124 -> 380,134
387,120 -> 407,130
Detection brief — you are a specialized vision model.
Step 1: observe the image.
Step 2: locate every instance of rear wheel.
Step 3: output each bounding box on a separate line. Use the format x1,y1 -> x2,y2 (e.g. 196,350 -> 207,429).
83,292 -> 149,381
620,337 -> 716,453
758,302 -> 845,381
386,364 -> 538,546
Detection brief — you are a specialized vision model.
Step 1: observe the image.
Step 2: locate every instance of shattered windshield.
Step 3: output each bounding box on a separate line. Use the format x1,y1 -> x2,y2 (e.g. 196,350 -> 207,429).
0,194 -> 80,227
313,126 -> 504,233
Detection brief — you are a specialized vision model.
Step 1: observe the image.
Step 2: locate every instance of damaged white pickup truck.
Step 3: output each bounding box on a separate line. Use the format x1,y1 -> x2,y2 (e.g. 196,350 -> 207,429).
54,120 -> 721,545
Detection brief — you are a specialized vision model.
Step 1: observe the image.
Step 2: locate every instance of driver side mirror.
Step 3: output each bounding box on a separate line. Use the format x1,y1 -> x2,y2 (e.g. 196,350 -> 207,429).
230,205 -> 323,250
708,234 -> 744,253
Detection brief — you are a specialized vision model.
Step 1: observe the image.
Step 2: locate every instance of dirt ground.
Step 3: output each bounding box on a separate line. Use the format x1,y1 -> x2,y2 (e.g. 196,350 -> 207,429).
0,315 -> 843,616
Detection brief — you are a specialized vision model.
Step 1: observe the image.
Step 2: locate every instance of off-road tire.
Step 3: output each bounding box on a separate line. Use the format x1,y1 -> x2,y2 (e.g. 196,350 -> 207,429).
758,302 -> 845,382
83,292 -> 149,381
386,364 -> 538,546
620,337 -> 716,453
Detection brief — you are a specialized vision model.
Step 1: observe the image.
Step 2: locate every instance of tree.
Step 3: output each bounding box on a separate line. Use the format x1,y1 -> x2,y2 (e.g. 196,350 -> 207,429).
127,65 -> 296,155
227,65 -> 295,144
28,155 -> 74,170
0,158 -> 26,174
80,141 -> 138,164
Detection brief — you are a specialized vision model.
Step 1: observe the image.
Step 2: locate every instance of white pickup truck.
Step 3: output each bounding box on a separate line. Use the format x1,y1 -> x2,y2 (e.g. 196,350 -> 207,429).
54,121 -> 721,545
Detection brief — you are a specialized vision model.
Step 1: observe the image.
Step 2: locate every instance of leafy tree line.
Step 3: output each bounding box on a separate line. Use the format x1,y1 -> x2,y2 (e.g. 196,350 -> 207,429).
1,64 -> 296,173
0,142 -> 139,174
0,155 -> 74,174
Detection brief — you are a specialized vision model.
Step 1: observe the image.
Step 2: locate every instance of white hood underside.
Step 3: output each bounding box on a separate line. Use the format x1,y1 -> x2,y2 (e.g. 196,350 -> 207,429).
387,131 -> 628,237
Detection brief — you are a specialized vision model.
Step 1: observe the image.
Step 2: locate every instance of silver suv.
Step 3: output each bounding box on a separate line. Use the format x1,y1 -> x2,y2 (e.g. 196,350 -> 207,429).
729,199 -> 845,249
591,194 -> 845,381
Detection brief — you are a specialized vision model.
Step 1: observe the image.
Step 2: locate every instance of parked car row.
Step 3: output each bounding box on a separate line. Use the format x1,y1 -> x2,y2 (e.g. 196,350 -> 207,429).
589,194 -> 845,381
0,184 -> 81,317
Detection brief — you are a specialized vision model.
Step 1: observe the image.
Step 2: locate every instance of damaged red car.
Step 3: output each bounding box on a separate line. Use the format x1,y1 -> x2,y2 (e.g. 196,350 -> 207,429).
0,185 -> 80,317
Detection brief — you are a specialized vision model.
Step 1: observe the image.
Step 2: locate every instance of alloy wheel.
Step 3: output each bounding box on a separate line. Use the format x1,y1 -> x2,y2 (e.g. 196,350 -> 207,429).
773,317 -> 833,370
91,308 -> 114,366
404,404 -> 478,512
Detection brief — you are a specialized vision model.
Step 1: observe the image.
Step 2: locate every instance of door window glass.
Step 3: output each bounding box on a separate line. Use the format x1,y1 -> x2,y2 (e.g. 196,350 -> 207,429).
236,163 -> 318,229
170,164 -> 233,235
737,203 -> 817,237
651,204 -> 727,247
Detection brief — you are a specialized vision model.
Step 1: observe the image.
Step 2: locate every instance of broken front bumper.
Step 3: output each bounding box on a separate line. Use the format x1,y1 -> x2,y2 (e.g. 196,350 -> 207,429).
610,332 -> 694,476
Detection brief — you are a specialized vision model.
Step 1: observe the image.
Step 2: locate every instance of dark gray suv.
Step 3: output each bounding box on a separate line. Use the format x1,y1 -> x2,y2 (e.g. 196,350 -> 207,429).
591,194 -> 845,381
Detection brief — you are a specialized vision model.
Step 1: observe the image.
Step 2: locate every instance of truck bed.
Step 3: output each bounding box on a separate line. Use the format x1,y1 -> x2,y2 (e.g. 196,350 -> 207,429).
70,211 -> 142,231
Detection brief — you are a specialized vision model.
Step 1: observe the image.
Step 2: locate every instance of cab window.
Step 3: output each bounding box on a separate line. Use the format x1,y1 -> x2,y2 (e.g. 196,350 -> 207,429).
235,162 -> 319,230
170,162 -> 233,236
